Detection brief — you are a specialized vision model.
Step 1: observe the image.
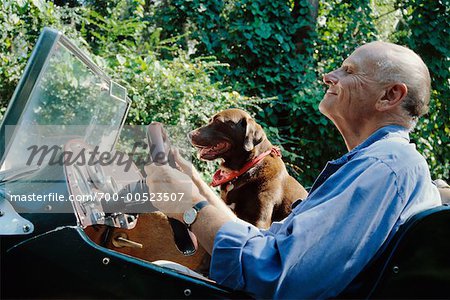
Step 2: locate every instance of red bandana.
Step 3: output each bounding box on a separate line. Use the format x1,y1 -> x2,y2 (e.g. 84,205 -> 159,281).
210,147 -> 282,187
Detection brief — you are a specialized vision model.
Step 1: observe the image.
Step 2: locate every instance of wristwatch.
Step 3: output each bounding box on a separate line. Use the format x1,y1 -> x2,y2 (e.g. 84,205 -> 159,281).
183,200 -> 209,229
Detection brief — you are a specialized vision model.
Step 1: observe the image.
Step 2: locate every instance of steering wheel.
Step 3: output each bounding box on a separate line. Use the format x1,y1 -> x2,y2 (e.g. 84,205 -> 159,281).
145,123 -> 197,256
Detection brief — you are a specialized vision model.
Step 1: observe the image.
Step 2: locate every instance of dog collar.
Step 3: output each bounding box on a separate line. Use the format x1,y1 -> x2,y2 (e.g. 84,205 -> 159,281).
210,147 -> 282,188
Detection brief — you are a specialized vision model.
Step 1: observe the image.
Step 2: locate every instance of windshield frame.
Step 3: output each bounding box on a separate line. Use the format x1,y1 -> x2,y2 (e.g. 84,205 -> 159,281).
0,27 -> 131,169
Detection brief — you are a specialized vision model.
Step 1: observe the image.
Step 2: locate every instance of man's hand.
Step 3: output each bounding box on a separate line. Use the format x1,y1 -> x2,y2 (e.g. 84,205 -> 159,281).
145,163 -> 202,220
171,149 -> 237,220
172,149 -> 217,198
145,149 -> 237,254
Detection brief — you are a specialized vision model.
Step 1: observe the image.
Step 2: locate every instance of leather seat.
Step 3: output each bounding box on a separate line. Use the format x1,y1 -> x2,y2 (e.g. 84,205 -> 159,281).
339,204 -> 450,299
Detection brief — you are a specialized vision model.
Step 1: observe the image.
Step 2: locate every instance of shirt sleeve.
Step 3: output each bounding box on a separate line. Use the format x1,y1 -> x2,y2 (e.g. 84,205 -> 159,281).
209,157 -> 409,299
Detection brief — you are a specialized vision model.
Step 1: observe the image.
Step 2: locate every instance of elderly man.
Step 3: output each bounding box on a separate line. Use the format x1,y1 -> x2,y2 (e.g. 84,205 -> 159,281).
145,41 -> 442,298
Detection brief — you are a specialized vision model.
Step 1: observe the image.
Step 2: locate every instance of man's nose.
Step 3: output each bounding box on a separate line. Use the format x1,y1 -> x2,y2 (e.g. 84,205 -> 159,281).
323,71 -> 338,86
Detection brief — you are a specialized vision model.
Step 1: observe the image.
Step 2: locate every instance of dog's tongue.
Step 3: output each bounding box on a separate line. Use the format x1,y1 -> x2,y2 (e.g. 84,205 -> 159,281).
200,142 -> 228,156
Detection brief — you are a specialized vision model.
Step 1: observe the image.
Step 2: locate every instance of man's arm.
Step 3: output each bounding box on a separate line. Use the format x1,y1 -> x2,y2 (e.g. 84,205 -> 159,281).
189,204 -> 232,254
207,157 -> 431,299
435,179 -> 450,204
145,155 -> 408,298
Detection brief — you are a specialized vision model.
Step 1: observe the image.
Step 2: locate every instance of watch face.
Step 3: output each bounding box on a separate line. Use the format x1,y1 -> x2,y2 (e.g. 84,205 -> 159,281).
183,208 -> 197,225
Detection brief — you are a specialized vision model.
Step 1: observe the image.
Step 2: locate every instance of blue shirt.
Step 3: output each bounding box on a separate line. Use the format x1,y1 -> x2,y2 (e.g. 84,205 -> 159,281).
210,125 -> 441,299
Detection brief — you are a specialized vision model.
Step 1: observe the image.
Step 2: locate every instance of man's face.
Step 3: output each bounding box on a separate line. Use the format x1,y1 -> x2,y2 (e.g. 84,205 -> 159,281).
319,44 -> 385,127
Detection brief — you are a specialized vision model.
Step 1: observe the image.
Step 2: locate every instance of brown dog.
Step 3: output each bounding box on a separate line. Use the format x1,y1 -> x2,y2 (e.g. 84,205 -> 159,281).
189,108 -> 308,228
85,109 -> 307,275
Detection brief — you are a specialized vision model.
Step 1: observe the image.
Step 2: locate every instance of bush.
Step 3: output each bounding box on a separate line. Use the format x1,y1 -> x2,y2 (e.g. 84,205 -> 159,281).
151,0 -> 380,185
147,0 -> 449,185
0,0 -> 83,116
0,0 -> 255,180
392,0 -> 449,180
1,0 -> 448,185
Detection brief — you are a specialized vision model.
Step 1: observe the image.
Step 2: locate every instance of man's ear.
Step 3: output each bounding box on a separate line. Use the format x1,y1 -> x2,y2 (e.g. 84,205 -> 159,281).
376,83 -> 408,111
243,118 -> 265,151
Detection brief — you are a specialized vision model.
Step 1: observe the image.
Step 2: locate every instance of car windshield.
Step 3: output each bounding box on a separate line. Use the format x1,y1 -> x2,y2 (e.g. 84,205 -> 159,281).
0,29 -> 129,172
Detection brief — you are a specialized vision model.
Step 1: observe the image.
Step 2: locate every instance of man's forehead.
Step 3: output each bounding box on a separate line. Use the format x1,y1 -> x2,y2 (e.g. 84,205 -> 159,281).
342,56 -> 356,66
341,55 -> 362,70
343,46 -> 381,70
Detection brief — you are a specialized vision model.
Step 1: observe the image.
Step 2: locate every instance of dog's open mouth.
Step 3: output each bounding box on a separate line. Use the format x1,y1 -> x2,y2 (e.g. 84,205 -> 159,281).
196,141 -> 231,160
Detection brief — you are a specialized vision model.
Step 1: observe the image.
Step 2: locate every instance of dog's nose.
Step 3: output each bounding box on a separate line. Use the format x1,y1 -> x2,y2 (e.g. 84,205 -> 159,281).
187,130 -> 195,140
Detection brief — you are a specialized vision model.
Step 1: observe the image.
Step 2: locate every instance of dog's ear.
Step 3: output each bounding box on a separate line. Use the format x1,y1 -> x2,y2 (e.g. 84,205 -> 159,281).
243,118 -> 265,151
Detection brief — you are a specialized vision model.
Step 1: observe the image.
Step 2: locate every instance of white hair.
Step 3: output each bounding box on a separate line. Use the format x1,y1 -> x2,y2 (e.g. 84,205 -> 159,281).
369,41 -> 431,124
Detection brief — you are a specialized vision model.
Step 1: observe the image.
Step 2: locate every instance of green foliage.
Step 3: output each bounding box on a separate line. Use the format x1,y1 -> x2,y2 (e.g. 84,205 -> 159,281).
371,0 -> 403,41
391,0 -> 450,179
285,0 -> 379,183
149,0 -> 448,184
0,0 -> 83,115
76,0 -> 255,163
0,0 -> 252,125
151,0 -> 315,101
149,0 -> 384,185
0,0 -> 448,185
0,0 -> 253,180
151,0 -> 320,184
316,0 -> 377,73
286,0 -> 379,183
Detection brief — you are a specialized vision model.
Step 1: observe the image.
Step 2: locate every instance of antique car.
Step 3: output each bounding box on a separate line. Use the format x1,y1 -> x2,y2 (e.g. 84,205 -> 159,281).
1,28 -> 449,299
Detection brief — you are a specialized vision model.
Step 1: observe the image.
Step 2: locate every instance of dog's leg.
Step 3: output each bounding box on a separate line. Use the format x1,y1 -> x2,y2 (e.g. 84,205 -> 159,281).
256,192 -> 278,229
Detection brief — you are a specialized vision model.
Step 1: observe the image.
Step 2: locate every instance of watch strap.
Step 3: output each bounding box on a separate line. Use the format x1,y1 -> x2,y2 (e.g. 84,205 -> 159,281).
185,200 -> 209,229
193,200 -> 209,212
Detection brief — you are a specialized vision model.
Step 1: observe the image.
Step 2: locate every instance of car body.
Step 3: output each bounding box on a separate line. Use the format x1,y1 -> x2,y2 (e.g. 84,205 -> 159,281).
0,27 -> 248,299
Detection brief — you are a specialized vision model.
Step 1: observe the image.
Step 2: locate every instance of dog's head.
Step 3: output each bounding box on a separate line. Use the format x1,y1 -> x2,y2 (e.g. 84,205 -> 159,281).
189,109 -> 267,163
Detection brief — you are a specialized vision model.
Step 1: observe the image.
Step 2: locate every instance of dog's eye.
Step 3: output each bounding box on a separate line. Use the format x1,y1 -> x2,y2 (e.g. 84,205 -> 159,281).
224,120 -> 238,127
235,118 -> 247,129
211,116 -> 224,123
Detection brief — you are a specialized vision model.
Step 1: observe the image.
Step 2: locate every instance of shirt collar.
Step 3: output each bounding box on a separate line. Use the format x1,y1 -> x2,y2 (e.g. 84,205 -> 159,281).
331,125 -> 410,165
